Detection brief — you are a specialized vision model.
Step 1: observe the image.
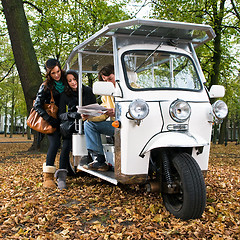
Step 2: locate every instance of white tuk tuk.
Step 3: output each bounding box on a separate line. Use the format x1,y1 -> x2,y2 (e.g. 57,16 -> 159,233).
65,19 -> 228,220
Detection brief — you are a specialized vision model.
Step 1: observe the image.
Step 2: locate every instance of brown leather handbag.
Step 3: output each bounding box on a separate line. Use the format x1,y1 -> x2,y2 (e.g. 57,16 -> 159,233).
27,90 -> 58,134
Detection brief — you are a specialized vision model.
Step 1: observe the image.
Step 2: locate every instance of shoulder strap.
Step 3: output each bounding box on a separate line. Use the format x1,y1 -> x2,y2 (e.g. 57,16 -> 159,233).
50,90 -> 55,103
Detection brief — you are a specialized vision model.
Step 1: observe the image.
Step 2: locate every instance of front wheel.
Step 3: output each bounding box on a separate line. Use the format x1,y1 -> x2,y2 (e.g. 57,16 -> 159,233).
162,153 -> 206,220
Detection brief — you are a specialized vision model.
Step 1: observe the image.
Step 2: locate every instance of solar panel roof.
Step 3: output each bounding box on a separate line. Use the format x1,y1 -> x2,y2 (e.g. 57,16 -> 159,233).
65,19 -> 215,72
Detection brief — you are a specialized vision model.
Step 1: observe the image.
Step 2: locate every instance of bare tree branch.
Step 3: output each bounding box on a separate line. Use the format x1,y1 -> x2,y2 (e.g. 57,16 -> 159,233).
204,43 -> 214,53
0,62 -> 15,83
222,24 -> 240,33
22,1 -> 43,14
131,0 -> 149,19
231,0 -> 240,20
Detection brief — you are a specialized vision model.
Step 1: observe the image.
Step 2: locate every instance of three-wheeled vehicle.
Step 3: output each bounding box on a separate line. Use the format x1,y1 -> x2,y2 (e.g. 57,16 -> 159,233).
64,19 -> 228,220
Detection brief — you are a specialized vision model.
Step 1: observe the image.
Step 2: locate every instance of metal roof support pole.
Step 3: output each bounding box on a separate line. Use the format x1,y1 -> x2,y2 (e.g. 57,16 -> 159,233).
189,43 -> 206,83
66,62 -> 69,71
78,52 -> 83,134
152,57 -> 155,87
112,36 -> 119,80
169,56 -> 174,88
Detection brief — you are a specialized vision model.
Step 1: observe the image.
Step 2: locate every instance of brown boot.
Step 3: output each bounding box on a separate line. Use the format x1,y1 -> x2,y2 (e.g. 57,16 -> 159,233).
43,163 -> 56,188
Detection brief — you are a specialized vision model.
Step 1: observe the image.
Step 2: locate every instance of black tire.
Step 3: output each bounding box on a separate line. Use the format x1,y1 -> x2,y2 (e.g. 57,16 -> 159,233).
67,154 -> 77,176
162,153 -> 206,220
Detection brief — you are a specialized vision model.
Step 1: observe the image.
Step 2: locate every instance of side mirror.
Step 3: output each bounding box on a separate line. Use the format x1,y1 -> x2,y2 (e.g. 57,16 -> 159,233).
93,82 -> 121,97
209,85 -> 225,98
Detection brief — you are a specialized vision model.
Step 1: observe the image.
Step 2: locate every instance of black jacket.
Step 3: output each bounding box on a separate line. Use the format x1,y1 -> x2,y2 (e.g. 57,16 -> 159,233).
34,82 -> 62,123
58,85 -> 96,121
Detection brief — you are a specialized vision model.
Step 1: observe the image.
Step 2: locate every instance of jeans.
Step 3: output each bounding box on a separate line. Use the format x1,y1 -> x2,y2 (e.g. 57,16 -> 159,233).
46,131 -> 61,166
46,130 -> 72,169
84,120 -> 115,155
59,138 -> 72,169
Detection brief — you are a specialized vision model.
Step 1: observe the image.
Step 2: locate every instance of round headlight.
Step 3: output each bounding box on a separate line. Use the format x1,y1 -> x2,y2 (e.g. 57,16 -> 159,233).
128,99 -> 149,120
212,100 -> 228,119
169,99 -> 191,122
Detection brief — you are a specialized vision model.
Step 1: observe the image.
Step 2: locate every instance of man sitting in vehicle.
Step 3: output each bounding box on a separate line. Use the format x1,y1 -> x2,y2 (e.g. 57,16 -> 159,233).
82,64 -> 115,171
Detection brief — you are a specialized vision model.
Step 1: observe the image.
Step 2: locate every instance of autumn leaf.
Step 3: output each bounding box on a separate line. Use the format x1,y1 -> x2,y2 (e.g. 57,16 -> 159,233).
0,135 -> 239,239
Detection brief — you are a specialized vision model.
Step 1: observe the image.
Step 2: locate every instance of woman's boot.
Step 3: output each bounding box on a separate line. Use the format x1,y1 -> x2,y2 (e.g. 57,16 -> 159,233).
43,163 -> 56,188
55,169 -> 68,190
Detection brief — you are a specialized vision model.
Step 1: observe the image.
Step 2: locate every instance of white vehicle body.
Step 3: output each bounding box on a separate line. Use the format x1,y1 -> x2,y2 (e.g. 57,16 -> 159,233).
65,19 -> 227,220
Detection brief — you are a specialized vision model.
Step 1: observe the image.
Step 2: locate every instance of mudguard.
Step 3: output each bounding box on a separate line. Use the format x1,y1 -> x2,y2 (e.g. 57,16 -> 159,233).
140,131 -> 208,157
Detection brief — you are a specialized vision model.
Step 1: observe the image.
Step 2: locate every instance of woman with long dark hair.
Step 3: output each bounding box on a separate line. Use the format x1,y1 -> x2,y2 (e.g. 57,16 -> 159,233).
56,70 -> 96,189
34,59 -> 65,188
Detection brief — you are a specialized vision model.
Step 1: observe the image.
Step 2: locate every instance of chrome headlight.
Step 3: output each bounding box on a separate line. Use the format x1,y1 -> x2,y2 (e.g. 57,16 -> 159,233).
169,99 -> 191,123
128,99 -> 149,120
212,100 -> 228,119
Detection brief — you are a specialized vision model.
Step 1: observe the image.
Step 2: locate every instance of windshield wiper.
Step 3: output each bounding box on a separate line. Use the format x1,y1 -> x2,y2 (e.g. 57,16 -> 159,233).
134,42 -> 163,73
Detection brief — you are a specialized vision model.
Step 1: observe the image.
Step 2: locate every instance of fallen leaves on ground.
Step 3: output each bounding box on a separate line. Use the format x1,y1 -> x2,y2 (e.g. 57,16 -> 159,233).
0,135 -> 239,239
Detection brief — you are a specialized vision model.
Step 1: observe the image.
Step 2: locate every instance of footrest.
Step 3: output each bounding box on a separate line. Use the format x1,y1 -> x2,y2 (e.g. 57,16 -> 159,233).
77,165 -> 118,185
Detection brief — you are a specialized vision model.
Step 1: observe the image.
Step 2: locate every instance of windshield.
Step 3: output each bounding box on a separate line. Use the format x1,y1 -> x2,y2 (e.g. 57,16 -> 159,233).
122,50 -> 202,90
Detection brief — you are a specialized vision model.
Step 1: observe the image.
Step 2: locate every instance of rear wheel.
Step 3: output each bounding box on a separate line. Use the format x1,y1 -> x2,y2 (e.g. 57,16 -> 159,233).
162,153 -> 206,220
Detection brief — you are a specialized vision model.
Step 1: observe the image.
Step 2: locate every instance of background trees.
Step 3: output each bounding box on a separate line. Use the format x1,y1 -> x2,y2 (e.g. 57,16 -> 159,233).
0,0 -> 239,144
0,0 -> 129,146
150,0 -> 240,143
1,0 -> 129,113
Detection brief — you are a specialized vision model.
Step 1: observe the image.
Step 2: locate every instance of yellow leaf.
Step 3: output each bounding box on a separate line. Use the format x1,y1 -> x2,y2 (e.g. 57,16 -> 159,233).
149,232 -> 157,238
153,214 -> 163,222
220,182 -> 226,188
45,214 -> 52,221
92,220 -> 101,225
92,223 -> 102,230
60,229 -> 69,235
125,208 -> 131,215
38,217 -> 46,224
36,182 -> 43,187
17,228 -> 24,235
149,203 -> 155,213
208,206 -> 216,214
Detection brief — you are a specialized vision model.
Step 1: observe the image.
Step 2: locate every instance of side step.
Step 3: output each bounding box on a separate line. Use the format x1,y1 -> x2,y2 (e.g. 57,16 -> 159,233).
77,165 -> 118,185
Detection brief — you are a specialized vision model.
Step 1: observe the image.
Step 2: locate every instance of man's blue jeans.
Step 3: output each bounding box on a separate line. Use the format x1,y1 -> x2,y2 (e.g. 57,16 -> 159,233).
84,120 -> 115,155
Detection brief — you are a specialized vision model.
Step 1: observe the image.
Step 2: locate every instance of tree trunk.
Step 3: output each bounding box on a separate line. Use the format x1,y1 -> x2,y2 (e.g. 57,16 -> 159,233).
2,0 -> 44,149
28,132 -> 49,152
22,116 -> 25,137
230,119 -> 233,141
233,117 -> 236,141
237,121 -> 240,145
209,0 -> 226,103
212,124 -> 218,144
10,78 -> 14,138
27,126 -> 31,140
39,135 -> 49,152
218,117 -> 227,144
235,113 -> 239,144
4,97 -> 8,137
210,35 -> 221,88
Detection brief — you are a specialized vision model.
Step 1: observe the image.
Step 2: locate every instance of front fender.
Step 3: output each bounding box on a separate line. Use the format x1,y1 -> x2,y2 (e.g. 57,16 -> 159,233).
140,131 -> 209,157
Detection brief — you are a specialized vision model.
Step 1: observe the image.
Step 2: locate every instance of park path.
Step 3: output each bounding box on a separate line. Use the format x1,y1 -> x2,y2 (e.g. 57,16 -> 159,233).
0,134 -> 33,143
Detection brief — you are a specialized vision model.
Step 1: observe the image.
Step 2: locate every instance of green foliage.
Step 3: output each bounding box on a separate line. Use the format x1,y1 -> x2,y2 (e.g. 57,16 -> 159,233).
0,0 -> 129,127
151,0 -> 206,24
1,0 -> 238,130
0,3 -> 27,127
150,0 -> 240,124
23,0 -> 129,69
0,73 -> 27,126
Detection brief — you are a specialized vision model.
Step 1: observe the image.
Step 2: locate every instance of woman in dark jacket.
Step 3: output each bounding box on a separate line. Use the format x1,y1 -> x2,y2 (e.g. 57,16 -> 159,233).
34,59 -> 65,188
56,70 -> 96,189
